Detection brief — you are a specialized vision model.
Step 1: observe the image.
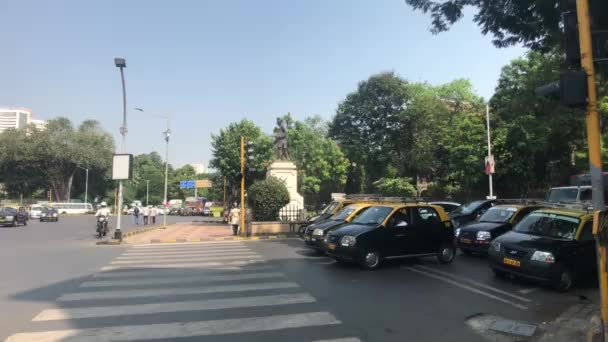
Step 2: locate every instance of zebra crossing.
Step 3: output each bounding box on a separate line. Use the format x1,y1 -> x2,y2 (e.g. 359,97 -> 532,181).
6,241 -> 361,341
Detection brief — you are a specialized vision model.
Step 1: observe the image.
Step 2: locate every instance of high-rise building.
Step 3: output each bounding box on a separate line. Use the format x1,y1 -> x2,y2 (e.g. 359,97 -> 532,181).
0,107 -> 46,132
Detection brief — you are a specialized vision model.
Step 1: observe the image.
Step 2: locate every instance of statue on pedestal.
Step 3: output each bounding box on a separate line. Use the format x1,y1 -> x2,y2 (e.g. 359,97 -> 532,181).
273,118 -> 289,160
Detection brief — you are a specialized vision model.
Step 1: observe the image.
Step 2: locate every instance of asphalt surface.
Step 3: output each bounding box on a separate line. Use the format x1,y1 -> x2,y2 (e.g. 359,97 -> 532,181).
0,222 -> 599,341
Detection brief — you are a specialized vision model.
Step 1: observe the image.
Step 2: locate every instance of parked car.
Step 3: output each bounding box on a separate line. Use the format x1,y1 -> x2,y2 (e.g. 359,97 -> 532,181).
546,186 -> 592,203
168,208 -> 180,216
430,201 -> 461,213
155,206 -> 166,215
29,205 -> 44,219
324,203 -> 455,269
202,207 -> 212,217
488,208 -> 596,291
304,203 -> 372,252
0,207 -> 19,227
40,207 -> 59,222
180,207 -> 193,216
456,204 -> 543,255
449,199 -> 497,228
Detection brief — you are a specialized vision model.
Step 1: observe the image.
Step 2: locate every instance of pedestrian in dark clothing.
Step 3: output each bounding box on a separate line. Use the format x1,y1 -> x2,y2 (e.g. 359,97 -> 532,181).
133,206 -> 140,225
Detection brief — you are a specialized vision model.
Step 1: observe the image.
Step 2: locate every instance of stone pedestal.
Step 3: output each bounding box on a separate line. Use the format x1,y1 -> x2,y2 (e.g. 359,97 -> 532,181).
266,161 -> 304,211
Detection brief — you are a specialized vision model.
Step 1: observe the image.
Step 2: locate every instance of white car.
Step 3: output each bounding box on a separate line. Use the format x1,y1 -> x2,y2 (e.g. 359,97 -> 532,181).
30,205 -> 44,219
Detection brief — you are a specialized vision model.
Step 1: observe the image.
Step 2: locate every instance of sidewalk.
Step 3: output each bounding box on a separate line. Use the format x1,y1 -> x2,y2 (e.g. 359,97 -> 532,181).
536,302 -> 601,342
124,222 -> 297,244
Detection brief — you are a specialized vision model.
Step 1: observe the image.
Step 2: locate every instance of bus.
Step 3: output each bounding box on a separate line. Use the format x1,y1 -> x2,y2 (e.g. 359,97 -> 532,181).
50,202 -> 93,215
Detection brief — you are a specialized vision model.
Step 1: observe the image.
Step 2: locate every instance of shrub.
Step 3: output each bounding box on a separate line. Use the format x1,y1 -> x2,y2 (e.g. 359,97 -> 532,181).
247,177 -> 290,221
372,177 -> 417,198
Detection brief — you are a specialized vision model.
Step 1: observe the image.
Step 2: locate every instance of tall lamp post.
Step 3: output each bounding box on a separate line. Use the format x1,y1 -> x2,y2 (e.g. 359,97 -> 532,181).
134,108 -> 171,228
163,126 -> 171,228
114,57 -> 127,241
145,180 -> 150,206
76,166 -> 89,206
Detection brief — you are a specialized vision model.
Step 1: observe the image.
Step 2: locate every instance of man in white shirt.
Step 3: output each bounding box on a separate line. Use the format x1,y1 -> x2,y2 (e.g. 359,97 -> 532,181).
142,205 -> 150,225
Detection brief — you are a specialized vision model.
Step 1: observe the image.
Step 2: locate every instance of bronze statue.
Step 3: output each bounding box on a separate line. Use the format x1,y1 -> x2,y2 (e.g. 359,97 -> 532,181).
273,118 -> 289,160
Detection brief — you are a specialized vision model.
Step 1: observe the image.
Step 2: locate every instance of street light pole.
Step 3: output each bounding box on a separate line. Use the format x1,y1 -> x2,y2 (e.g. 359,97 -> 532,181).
163,122 -> 171,229
76,166 -> 89,206
485,104 -> 495,199
114,57 -> 127,241
146,180 -> 150,206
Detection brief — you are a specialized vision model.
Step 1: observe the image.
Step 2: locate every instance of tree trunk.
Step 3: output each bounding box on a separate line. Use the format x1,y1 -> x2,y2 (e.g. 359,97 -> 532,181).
66,173 -> 74,202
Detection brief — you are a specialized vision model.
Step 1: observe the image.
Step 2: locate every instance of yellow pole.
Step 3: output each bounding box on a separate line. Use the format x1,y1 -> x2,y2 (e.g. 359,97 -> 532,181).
576,0 -> 607,338
240,136 -> 245,236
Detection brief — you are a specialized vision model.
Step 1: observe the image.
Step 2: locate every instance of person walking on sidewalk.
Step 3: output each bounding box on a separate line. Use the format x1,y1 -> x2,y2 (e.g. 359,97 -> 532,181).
142,206 -> 150,225
150,206 -> 157,225
133,206 -> 140,225
229,203 -> 240,236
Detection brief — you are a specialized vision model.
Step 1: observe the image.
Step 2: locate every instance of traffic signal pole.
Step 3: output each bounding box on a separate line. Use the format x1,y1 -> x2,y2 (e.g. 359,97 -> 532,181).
576,0 -> 608,338
240,136 -> 246,236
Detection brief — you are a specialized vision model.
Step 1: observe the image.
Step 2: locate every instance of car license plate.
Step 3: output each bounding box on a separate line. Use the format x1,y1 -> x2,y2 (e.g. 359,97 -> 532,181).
328,243 -> 336,250
503,257 -> 521,267
304,236 -> 311,241
460,238 -> 472,244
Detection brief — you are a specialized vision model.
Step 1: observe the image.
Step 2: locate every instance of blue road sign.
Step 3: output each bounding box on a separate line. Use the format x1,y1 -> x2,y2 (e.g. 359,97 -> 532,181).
179,180 -> 195,189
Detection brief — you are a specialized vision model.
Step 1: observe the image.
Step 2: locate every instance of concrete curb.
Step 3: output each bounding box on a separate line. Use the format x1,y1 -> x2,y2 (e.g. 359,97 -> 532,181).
96,225 -> 165,245
149,234 -> 299,243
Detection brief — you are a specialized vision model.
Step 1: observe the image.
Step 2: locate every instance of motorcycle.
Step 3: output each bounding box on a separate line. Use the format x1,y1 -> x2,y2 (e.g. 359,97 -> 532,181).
96,215 -> 109,237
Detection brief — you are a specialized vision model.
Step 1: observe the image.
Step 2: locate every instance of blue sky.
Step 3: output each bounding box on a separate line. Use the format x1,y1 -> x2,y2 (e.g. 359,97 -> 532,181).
1,0 -> 525,167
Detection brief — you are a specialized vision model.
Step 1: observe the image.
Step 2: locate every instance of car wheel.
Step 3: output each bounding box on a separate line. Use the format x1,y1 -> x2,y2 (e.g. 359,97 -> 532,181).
359,250 -> 382,270
553,267 -> 575,292
437,244 -> 456,264
461,249 -> 473,256
492,268 -> 506,278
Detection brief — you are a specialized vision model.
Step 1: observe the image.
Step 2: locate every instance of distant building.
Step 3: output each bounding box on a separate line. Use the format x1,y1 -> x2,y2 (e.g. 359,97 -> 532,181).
0,107 -> 46,133
190,163 -> 207,175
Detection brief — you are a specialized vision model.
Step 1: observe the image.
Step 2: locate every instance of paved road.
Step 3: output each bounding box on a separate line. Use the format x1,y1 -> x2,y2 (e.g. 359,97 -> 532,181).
1,234 -> 598,341
0,215 -> 193,341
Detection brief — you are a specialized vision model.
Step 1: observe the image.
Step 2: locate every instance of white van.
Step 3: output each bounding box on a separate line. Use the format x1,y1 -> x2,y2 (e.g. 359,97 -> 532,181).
546,186 -> 592,203
30,205 -> 44,219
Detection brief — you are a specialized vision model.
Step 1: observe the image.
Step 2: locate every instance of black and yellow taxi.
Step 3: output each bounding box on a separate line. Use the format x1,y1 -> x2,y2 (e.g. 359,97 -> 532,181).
324,203 -> 455,269
304,203 -> 373,251
456,204 -> 543,255
488,208 -> 596,291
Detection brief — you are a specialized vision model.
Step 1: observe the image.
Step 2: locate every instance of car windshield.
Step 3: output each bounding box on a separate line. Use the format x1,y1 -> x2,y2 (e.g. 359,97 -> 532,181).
479,207 -> 517,223
330,205 -> 357,221
452,201 -> 485,215
321,201 -> 340,215
352,206 -> 393,225
513,212 -> 580,240
0,208 -> 13,214
546,188 -> 579,202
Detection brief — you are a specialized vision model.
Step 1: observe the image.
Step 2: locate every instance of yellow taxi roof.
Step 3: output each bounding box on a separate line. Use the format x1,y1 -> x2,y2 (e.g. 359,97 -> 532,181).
537,207 -> 592,219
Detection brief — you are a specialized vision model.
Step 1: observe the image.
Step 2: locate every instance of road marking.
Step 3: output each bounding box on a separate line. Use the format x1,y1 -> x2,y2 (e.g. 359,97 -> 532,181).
518,288 -> 539,295
36,293 -> 315,321
404,267 -> 528,310
57,281 -> 300,301
100,259 -> 266,270
412,265 -> 532,303
92,265 -> 276,278
120,248 -> 253,257
314,339 -> 362,342
81,272 -> 286,287
115,252 -> 259,261
110,255 -> 263,265
8,312 -> 340,341
130,241 -> 246,249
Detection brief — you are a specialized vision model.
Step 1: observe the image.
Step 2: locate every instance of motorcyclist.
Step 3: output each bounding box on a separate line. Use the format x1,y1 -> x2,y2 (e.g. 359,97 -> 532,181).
95,202 -> 111,217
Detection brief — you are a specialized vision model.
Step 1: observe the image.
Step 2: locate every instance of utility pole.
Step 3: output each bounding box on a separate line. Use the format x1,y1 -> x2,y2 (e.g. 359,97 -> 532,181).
114,57 -> 127,241
240,136 -> 245,236
76,166 -> 89,207
163,121 -> 171,229
485,104 -> 495,199
145,180 -> 150,206
576,0 -> 607,338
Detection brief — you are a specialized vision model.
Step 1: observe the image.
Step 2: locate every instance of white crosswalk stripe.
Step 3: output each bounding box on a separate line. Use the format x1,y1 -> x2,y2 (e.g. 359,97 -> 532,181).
7,242 -> 358,341
80,271 -> 286,288
8,312 -> 341,341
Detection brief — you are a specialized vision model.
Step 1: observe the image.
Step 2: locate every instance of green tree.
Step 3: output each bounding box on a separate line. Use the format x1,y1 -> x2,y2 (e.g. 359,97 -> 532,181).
247,177 -> 290,221
404,0 -> 608,51
210,120 -> 273,199
0,118 -> 114,201
280,114 -> 349,199
372,177 -> 417,198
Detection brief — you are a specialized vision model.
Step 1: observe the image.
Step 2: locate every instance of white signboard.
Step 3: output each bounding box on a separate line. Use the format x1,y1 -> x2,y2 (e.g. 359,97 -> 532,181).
112,154 -> 133,180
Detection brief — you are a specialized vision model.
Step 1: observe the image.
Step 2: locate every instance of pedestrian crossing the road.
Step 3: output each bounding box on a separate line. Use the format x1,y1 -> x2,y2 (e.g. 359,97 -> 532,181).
6,241 -> 361,342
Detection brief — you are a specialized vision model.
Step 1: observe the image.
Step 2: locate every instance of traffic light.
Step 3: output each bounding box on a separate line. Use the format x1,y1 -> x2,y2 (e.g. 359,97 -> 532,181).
561,0 -> 580,68
246,140 -> 255,170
